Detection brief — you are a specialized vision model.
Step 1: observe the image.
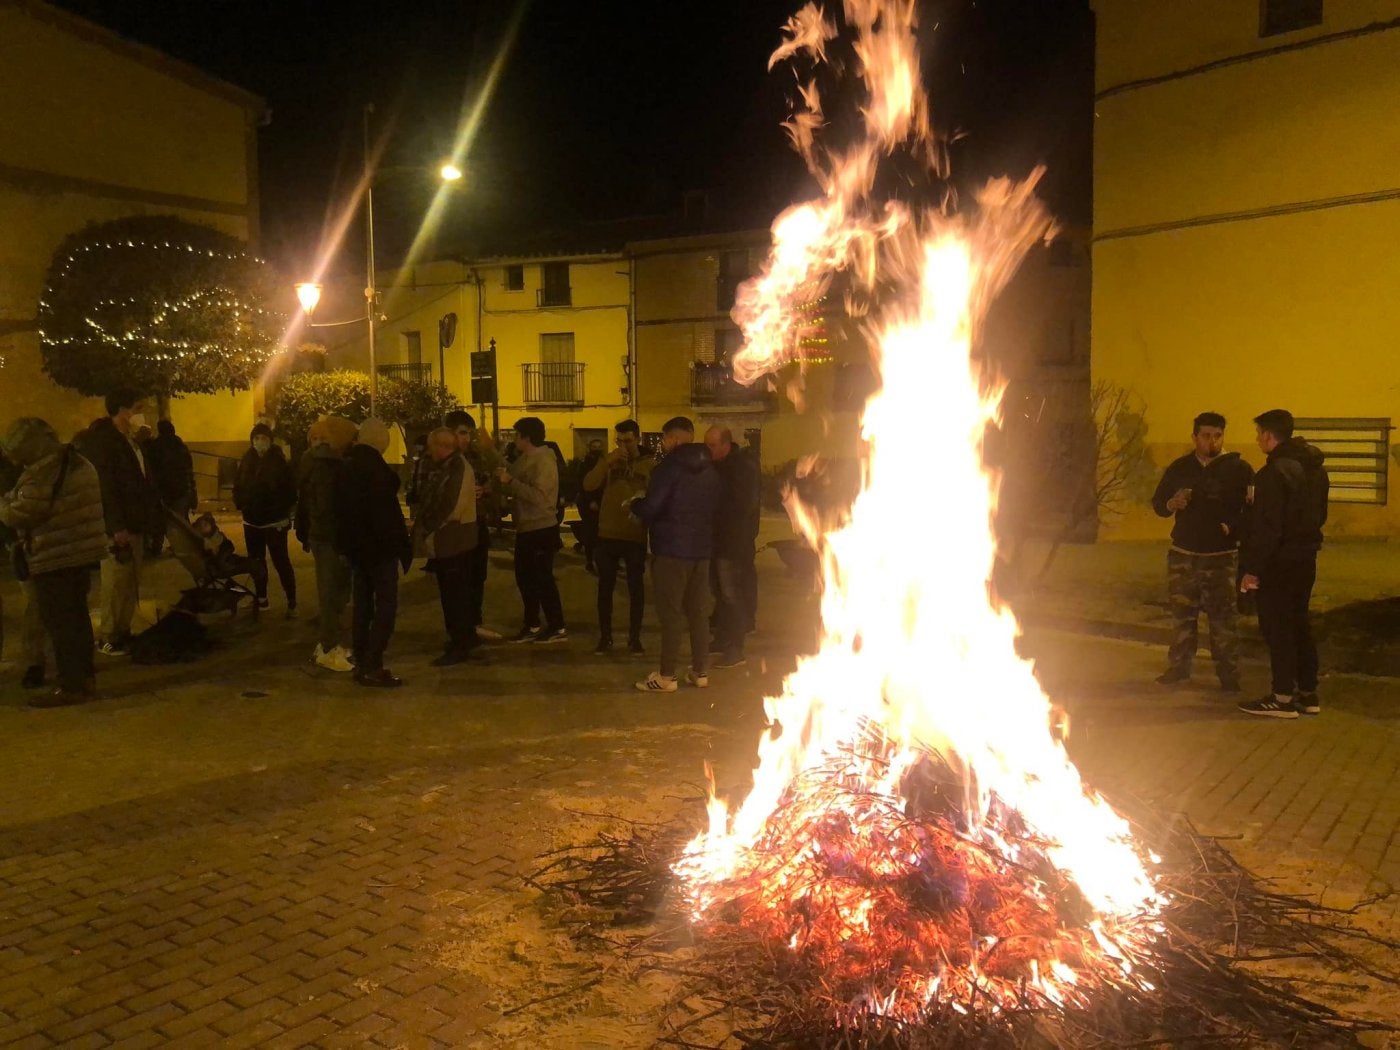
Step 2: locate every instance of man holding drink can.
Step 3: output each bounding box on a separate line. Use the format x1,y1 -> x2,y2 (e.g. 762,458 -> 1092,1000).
1150,412 -> 1254,692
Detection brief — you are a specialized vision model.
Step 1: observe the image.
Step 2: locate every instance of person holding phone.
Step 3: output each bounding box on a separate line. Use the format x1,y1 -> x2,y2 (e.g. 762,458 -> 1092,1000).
1150,412 -> 1254,692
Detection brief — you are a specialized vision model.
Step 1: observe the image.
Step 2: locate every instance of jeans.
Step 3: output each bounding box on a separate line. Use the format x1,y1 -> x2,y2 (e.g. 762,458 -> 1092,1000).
514,527 -> 564,631
245,525 -> 296,605
351,558 -> 400,672
711,556 -> 748,657
311,541 -> 351,651
432,551 -> 476,651
653,555 -> 712,678
32,567 -> 95,691
466,522 -> 490,628
596,539 -> 646,642
99,539 -> 143,644
1256,557 -> 1319,697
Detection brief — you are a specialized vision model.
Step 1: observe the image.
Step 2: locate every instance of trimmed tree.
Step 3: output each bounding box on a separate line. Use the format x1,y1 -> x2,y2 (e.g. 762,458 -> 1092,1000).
271,370 -> 458,449
38,215 -> 282,398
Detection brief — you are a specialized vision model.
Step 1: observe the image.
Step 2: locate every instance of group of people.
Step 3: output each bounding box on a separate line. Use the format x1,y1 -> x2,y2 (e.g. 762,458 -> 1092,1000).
1151,408 -> 1330,720
0,386 -> 761,703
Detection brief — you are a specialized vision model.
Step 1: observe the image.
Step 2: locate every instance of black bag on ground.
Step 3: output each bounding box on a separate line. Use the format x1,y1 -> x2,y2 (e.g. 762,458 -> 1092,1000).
128,611 -> 214,664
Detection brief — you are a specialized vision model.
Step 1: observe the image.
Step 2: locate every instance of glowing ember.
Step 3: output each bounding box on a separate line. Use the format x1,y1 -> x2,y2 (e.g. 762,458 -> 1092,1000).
674,0 -> 1162,1023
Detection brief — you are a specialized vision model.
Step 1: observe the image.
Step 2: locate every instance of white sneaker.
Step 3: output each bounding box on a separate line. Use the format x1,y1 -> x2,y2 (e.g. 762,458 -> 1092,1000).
475,626 -> 504,641
313,645 -> 354,672
685,668 -> 710,689
334,645 -> 356,667
635,672 -> 678,693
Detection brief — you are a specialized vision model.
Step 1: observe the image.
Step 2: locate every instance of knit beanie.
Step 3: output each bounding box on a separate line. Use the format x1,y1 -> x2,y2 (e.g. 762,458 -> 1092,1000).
356,417 -> 391,453
250,422 -> 275,442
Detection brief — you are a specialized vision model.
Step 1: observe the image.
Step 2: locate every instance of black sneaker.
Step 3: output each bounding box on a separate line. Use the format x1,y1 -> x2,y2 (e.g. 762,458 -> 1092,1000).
21,665 -> 45,690
509,626 -> 541,644
593,638 -> 613,655
532,626 -> 568,645
1296,692 -> 1321,715
627,638 -> 645,656
1238,695 -> 1299,719
1156,668 -> 1190,686
714,653 -> 747,669
1219,677 -> 1242,693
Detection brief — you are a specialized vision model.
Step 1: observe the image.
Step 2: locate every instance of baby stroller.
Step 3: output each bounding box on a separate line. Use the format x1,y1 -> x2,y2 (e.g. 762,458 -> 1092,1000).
163,505 -> 263,617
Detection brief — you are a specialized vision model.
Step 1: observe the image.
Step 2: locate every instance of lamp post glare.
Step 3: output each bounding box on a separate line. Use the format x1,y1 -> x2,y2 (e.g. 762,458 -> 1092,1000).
294,282 -> 322,316
439,162 -> 463,182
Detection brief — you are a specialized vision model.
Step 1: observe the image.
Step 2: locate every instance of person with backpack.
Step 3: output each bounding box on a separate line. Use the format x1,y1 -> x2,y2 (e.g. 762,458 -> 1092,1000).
233,423 -> 298,614
1237,409 -> 1330,719
0,418 -> 109,707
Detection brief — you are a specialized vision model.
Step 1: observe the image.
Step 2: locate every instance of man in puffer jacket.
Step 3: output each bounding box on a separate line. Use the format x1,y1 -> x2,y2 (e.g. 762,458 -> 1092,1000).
334,417 -> 412,688
296,415 -> 357,671
0,418 -> 109,707
630,416 -> 721,693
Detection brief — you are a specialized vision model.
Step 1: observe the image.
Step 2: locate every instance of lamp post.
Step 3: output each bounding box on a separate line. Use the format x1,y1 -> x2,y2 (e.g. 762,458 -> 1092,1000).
295,104 -> 463,417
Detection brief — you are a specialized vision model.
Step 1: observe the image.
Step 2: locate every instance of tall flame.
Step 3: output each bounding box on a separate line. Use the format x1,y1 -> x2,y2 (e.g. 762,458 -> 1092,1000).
675,0 -> 1159,1013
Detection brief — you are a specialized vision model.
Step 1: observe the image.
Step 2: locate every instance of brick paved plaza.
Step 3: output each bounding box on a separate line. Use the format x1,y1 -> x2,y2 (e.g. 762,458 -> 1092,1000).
2,541 -> 1397,1047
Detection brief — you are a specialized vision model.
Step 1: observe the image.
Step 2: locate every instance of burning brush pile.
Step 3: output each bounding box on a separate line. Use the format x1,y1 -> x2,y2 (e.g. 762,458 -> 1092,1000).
535,1 -> 1397,1046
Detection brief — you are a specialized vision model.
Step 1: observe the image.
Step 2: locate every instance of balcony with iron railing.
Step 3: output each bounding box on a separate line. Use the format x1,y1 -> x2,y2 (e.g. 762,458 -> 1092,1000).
536,285 -> 572,307
376,362 -> 433,383
523,362 -> 585,406
690,362 -> 772,408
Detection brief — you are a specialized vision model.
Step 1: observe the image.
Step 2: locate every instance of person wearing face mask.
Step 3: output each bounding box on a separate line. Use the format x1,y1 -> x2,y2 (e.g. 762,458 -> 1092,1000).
73,387 -> 161,656
233,423 -> 298,614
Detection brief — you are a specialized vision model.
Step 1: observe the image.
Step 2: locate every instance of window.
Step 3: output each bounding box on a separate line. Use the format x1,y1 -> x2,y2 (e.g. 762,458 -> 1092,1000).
718,250 -> 749,311
1294,417 -> 1391,504
526,332 -> 583,404
538,262 -> 571,307
504,264 -> 524,291
1260,0 -> 1322,37
403,330 -> 422,365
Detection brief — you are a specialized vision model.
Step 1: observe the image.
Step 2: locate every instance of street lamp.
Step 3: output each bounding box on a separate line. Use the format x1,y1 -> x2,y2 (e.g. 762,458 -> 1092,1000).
293,104 -> 463,416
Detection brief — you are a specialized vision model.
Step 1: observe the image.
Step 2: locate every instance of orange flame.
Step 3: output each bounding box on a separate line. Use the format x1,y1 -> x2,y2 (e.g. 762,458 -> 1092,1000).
675,0 -> 1161,1014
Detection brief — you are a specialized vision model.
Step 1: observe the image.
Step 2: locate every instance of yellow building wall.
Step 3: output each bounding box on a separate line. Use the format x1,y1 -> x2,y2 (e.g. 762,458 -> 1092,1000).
1092,1 -> 1400,539
0,3 -> 259,448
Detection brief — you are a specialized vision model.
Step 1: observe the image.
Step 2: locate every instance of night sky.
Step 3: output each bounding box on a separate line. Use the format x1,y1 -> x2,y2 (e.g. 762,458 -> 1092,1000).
53,0 -> 1093,273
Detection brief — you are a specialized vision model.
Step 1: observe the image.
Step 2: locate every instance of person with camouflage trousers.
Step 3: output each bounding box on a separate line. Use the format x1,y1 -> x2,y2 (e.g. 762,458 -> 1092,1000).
1150,412 -> 1254,692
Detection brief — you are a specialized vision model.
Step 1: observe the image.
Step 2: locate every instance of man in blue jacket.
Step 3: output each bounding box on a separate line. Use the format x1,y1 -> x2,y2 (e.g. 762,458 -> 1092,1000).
630,417 -> 720,692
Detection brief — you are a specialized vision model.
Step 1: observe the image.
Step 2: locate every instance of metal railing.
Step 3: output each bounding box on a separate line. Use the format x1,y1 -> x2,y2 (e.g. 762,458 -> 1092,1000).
690,363 -> 771,407
377,362 -> 433,383
522,362 -> 585,406
536,286 -> 572,307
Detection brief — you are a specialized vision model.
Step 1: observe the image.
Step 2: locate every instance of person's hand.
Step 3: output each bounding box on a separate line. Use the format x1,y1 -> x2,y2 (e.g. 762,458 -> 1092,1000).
1240,573 -> 1260,593
1220,523 -> 1230,536
495,467 -> 511,485
474,483 -> 488,499
111,530 -> 131,547
1165,492 -> 1190,513
607,447 -> 628,465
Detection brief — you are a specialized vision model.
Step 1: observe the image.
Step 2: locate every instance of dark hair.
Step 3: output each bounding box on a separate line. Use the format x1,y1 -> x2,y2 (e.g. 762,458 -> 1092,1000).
1193,412 -> 1226,432
513,416 -> 546,445
156,420 -> 176,438
105,387 -> 142,416
662,415 -> 694,435
615,419 -> 641,437
1253,409 -> 1295,442
444,409 -> 475,430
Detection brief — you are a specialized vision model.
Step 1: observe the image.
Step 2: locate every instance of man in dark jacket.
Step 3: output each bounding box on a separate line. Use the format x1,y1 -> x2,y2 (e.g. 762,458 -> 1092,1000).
334,417 -> 412,688
1238,409 -> 1329,719
446,410 -> 502,640
144,419 -> 195,555
631,416 -> 721,692
705,426 -> 761,668
296,415 -> 357,671
73,387 -> 159,656
575,438 -> 605,573
234,423 -> 298,614
1149,412 -> 1253,691
1,419 -> 110,706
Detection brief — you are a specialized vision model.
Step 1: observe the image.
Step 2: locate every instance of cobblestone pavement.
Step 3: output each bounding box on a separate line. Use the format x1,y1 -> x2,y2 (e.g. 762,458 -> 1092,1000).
1,541 -> 1396,1047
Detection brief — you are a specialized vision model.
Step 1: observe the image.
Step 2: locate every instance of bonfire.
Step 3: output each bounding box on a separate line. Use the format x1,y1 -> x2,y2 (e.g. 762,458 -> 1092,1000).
534,2 -> 1396,1045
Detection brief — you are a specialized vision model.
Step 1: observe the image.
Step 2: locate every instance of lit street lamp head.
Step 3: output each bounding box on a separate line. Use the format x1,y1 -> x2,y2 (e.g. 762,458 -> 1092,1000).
439,162 -> 463,182
294,281 -> 322,315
